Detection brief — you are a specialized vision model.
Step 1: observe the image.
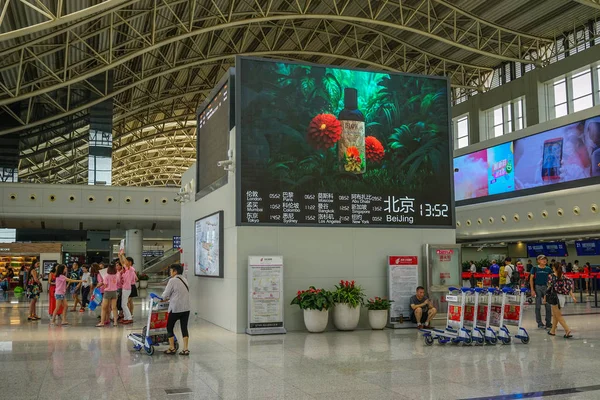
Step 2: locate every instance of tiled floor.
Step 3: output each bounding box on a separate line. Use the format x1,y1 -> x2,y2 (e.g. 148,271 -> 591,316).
2,291 -> 600,399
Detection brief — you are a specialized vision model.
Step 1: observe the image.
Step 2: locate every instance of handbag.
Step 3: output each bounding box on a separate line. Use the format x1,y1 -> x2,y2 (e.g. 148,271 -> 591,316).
546,284 -> 559,306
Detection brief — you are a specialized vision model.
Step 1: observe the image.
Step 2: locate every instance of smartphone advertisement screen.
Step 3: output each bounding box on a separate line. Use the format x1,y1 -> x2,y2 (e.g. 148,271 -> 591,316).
455,116 -> 600,203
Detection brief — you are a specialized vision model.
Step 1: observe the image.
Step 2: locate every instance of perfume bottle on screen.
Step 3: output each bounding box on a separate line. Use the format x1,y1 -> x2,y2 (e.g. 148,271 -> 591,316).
338,88 -> 365,174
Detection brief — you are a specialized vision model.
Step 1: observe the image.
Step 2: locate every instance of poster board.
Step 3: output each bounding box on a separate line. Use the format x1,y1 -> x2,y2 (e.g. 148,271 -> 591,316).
387,256 -> 419,328
246,256 -> 286,335
194,211 -> 224,278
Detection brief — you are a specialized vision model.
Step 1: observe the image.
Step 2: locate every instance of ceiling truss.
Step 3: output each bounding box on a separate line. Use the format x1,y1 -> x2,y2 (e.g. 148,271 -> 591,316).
0,0 -> 592,186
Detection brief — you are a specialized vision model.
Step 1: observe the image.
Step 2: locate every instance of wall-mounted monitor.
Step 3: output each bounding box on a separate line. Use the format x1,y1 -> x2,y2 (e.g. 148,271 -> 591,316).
194,211 -> 224,278
575,240 -> 600,256
526,242 -> 567,258
236,56 -> 453,228
455,116 -> 600,205
196,69 -> 235,200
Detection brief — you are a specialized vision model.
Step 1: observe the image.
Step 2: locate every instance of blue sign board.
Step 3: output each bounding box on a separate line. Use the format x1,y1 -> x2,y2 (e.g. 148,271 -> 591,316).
173,236 -> 181,249
575,240 -> 600,256
526,242 -> 567,258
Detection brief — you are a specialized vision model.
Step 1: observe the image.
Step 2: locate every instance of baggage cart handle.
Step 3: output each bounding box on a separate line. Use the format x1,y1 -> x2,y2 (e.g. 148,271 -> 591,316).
150,293 -> 163,301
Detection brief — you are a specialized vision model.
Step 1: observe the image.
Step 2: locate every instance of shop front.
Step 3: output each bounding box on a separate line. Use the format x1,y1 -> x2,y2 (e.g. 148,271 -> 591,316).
0,243 -> 62,292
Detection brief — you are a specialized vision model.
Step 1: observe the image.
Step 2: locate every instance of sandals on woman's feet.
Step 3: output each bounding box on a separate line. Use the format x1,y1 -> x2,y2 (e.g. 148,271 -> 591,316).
564,331 -> 573,338
164,348 -> 177,355
95,323 -> 104,327
179,350 -> 190,356
547,331 -> 556,336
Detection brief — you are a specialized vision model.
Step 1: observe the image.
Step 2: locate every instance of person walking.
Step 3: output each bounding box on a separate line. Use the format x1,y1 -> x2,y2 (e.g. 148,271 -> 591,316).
26,261 -> 42,321
490,260 -> 500,287
161,264 -> 190,355
547,262 -> 576,338
530,254 -> 553,329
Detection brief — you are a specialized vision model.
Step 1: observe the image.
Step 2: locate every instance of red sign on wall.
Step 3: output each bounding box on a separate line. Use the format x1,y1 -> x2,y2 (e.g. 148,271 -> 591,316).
436,249 -> 454,255
388,256 -> 418,265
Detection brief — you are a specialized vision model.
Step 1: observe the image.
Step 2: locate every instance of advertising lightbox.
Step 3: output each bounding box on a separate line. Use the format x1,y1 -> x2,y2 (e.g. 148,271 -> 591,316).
194,211 -> 224,278
455,116 -> 600,204
236,57 -> 453,227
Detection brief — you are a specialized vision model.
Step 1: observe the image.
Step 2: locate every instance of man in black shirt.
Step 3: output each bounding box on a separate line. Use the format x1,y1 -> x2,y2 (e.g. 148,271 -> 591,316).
410,286 -> 437,329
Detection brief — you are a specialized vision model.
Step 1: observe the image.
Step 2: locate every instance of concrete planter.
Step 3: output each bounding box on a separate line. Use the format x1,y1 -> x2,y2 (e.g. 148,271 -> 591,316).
368,309 -> 388,330
303,309 -> 329,333
333,303 -> 360,331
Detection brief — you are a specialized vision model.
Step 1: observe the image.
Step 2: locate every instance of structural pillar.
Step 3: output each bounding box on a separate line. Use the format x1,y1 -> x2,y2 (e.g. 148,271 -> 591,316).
125,229 -> 143,270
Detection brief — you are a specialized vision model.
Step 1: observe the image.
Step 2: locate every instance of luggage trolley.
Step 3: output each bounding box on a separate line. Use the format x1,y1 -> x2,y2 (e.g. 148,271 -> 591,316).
127,293 -> 178,355
489,287 -> 530,345
502,287 -> 530,344
422,287 -> 472,346
476,288 -> 498,344
463,287 -> 487,345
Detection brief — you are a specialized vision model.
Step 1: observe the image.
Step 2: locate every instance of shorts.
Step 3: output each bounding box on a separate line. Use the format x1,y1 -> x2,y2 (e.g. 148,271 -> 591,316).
410,309 -> 429,324
55,294 -> 65,300
104,291 -> 117,300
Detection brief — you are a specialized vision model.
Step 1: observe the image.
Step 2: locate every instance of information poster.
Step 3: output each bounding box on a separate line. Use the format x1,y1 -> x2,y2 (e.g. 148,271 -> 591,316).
387,256 -> 419,328
246,256 -> 286,335
238,57 -> 453,228
194,211 -> 224,278
42,260 -> 56,281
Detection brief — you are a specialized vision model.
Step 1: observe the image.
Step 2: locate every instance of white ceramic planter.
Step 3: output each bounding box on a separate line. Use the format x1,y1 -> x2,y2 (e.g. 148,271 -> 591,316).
303,309 -> 329,333
139,280 -> 148,289
368,309 -> 388,330
333,303 -> 360,331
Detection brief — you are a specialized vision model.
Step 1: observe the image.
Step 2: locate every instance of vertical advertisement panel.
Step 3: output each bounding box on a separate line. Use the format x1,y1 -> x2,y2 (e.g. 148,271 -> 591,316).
246,256 -> 286,335
387,256 -> 419,328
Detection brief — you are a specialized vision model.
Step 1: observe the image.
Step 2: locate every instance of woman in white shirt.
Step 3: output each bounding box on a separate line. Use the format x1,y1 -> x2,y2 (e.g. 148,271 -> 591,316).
161,264 -> 190,355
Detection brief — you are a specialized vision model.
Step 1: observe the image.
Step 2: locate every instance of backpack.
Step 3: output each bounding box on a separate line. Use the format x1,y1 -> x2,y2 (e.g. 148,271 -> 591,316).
509,265 -> 520,284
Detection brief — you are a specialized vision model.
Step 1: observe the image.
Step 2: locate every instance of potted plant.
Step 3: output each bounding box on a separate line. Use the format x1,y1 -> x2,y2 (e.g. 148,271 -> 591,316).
332,280 -> 365,331
137,272 -> 149,289
365,297 -> 393,330
291,287 -> 333,333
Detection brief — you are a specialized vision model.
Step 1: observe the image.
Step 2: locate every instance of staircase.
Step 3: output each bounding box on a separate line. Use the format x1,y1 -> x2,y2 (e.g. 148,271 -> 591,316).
142,248 -> 180,274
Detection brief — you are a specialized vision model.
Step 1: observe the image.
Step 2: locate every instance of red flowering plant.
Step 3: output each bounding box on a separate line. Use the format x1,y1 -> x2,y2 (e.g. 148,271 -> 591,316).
290,286 -> 333,311
343,146 -> 364,172
365,136 -> 385,163
332,280 -> 365,308
365,297 -> 394,311
307,114 -> 342,149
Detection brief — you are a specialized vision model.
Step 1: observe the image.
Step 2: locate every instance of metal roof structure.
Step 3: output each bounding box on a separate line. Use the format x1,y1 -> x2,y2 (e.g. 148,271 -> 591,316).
1,0 -> 600,186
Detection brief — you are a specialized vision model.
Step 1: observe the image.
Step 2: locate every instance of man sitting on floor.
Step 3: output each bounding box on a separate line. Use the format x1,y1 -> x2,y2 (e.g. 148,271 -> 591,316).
410,286 -> 437,329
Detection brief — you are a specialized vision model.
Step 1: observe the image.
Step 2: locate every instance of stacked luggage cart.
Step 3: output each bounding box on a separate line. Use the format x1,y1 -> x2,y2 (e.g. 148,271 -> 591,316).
420,286 -> 530,346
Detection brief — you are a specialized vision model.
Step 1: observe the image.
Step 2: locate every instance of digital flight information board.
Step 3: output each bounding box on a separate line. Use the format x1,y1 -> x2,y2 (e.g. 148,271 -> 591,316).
237,57 -> 453,227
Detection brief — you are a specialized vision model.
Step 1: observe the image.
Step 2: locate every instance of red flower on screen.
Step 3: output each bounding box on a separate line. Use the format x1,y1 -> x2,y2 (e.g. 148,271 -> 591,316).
365,136 -> 385,163
307,114 -> 342,149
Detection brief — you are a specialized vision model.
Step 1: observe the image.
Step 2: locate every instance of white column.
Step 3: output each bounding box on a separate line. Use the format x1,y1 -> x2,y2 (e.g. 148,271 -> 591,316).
125,229 -> 143,270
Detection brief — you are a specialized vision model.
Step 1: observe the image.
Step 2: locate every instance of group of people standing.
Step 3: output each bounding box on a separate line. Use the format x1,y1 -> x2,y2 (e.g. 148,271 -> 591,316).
24,253 -> 139,326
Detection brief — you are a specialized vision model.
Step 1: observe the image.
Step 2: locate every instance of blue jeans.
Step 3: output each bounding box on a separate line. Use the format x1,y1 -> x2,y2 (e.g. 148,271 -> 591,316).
535,285 -> 551,326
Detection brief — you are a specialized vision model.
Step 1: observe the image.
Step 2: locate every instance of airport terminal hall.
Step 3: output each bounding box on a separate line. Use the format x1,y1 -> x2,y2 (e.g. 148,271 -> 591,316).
5,1 -> 600,400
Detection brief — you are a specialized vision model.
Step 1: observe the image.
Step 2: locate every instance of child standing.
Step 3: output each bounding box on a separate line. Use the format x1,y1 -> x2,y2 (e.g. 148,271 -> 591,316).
50,264 -> 83,326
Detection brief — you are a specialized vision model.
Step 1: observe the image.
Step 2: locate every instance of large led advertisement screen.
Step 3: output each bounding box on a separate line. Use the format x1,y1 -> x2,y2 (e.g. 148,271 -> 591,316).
454,143 -> 514,201
194,211 -> 224,278
237,57 -> 453,227
455,116 -> 600,204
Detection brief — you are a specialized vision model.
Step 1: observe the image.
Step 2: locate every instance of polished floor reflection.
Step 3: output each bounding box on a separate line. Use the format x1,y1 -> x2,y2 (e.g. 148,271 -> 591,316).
2,293 -> 600,400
